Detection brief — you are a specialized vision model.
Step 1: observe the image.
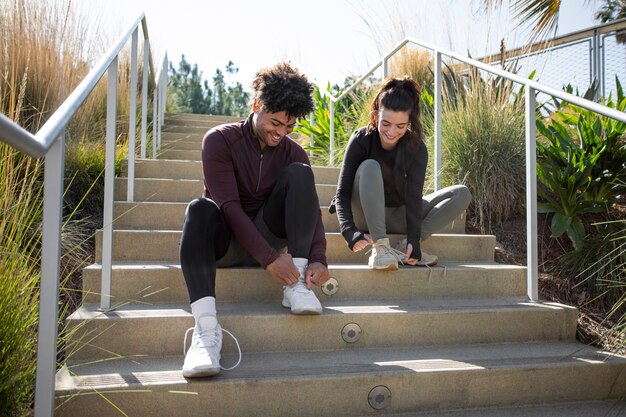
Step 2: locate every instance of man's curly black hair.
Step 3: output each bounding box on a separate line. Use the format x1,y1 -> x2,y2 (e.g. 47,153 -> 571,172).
252,62 -> 314,119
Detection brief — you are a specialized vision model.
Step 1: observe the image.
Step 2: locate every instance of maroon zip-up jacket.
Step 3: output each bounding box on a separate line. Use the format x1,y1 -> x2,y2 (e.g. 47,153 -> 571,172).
201,113 -> 327,269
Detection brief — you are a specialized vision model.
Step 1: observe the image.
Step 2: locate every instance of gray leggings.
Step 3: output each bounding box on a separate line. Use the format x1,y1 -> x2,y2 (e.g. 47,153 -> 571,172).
351,159 -> 471,241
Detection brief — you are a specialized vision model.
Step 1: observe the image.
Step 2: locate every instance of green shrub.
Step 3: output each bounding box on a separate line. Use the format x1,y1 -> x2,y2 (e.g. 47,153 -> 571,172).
295,84 -> 374,166
560,219 -> 626,304
536,80 -> 626,250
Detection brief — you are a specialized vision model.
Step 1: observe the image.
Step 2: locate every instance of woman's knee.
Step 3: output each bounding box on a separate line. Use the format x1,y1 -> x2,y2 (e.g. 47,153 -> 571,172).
455,185 -> 472,209
356,159 -> 381,176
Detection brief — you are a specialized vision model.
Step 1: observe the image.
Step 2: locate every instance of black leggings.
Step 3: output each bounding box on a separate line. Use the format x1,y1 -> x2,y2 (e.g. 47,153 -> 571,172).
180,163 -> 319,303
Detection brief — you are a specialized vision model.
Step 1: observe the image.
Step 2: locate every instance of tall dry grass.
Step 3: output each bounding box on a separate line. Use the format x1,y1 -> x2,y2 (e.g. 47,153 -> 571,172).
389,46 -> 434,89
1,0 -> 141,414
441,67 -> 526,233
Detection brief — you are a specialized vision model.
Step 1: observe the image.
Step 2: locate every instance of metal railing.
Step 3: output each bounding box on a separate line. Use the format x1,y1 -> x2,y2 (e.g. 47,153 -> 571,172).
328,36 -> 626,304
477,18 -> 626,99
0,13 -> 168,417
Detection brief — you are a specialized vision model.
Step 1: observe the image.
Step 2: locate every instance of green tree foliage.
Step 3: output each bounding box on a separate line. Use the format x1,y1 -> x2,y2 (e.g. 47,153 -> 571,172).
168,57 -> 250,116
169,55 -> 212,114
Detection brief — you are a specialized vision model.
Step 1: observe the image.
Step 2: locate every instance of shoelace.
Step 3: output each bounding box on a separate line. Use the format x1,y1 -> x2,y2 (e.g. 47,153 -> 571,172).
183,326 -> 242,371
290,279 -> 313,294
386,239 -> 448,279
366,243 -> 406,265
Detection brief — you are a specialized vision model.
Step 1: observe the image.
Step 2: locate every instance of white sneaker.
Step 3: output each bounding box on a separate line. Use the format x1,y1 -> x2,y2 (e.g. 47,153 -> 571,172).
395,238 -> 438,266
282,270 -> 323,315
368,238 -> 404,270
182,315 -> 222,378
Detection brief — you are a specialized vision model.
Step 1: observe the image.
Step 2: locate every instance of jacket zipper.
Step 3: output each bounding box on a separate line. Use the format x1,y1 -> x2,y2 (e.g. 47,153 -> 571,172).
256,153 -> 264,192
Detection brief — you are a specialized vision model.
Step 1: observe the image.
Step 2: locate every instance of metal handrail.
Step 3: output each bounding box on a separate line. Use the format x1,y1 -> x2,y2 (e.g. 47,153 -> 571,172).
328,33 -> 626,307
0,13 -> 168,417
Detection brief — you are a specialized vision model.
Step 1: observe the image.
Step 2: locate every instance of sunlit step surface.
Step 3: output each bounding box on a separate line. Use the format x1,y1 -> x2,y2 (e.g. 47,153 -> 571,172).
81,262 -> 526,304
95,231 -> 495,263
64,298 -> 576,360
114,177 -> 337,204
121,160 -> 340,183
56,341 -> 625,417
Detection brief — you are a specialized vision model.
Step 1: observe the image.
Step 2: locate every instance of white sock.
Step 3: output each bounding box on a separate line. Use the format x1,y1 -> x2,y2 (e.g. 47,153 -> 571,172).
292,257 -> 308,278
191,296 -> 216,321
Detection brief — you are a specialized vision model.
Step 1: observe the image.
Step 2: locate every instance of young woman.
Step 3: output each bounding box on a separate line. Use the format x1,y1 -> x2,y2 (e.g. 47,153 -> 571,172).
332,77 -> 471,270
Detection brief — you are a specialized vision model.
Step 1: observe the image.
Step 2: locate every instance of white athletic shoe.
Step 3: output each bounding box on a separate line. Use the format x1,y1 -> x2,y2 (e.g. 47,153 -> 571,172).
182,315 -> 223,378
282,271 -> 323,315
368,238 -> 404,270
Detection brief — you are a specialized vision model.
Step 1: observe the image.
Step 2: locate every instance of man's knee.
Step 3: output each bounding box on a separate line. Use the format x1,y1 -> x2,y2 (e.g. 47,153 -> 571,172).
185,198 -> 220,221
284,162 -> 314,185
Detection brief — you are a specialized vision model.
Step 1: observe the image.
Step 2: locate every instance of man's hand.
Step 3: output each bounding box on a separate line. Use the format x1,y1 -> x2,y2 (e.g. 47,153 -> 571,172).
304,262 -> 330,288
266,253 -> 300,285
352,234 -> 373,252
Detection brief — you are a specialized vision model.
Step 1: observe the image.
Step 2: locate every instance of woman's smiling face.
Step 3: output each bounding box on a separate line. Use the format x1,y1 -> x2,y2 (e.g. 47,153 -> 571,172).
377,107 -> 410,150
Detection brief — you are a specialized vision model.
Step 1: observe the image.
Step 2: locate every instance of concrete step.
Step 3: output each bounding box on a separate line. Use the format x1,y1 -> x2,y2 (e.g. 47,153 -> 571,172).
120,159 -> 204,180
157,148 -> 201,160
165,112 -> 236,124
81,262 -> 527,304
360,401 -> 626,417
63,299 -> 577,360
120,160 -> 340,184
111,201 -> 465,234
161,125 -> 212,135
159,139 -> 201,151
95,231 -> 495,263
114,177 -> 337,206
160,131 -> 202,141
55,341 -> 625,417
114,177 -> 203,203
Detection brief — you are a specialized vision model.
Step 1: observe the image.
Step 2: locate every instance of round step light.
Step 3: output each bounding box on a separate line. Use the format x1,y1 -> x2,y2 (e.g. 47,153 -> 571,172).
321,277 -> 339,296
341,322 -> 361,343
368,385 -> 392,410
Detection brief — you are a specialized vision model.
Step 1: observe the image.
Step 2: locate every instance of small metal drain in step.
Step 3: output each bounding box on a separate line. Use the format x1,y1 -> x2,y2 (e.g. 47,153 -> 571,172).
368,385 -> 392,410
321,277 -> 339,296
341,322 -> 361,343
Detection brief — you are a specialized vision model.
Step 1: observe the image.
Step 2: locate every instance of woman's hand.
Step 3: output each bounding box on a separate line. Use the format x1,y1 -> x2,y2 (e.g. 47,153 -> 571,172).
403,243 -> 419,266
352,234 -> 373,252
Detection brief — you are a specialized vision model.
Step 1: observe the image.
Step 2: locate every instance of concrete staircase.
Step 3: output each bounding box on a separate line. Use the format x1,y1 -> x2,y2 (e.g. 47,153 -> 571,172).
55,113 -> 626,416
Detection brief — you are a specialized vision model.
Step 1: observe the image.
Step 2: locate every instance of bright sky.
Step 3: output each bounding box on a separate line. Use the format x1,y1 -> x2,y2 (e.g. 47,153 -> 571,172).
76,0 -> 599,90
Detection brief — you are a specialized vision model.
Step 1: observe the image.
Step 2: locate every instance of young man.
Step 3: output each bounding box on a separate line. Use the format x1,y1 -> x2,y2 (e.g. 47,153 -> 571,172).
180,62 -> 330,378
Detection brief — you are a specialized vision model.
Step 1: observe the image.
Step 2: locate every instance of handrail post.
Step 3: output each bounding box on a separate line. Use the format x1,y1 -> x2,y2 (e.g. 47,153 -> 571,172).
591,29 -> 599,100
434,51 -> 443,191
33,134 -> 64,417
127,28 -> 138,202
141,39 -> 149,159
309,112 -> 314,158
525,86 -> 539,302
100,58 -> 118,310
160,55 -> 168,148
383,57 -> 389,79
152,88 -> 157,159
329,99 -> 335,167
156,69 -> 162,151
158,70 -> 162,149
